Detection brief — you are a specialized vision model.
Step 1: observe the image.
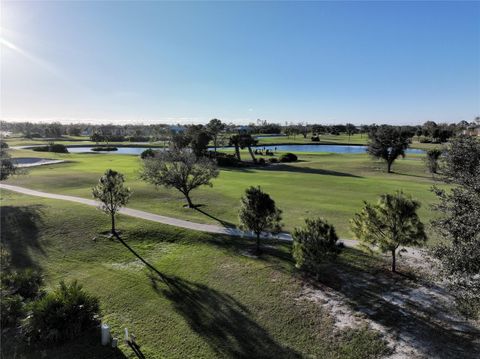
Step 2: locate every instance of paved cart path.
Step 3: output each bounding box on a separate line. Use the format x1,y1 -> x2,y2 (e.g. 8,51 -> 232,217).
0,183 -> 303,242
1,184 -> 430,258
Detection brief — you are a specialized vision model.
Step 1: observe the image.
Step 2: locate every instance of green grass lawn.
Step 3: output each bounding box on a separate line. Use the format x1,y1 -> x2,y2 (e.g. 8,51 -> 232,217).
1,192 -> 388,358
256,133 -> 368,146
6,146 -> 443,242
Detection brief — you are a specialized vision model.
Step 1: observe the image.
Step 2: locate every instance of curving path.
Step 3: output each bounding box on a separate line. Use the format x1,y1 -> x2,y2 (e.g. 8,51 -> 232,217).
1,183 -> 430,256
0,183 -> 300,242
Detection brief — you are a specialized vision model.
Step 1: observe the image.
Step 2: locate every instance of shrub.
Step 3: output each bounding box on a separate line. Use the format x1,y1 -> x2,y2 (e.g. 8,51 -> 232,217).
1,269 -> 43,300
140,148 -> 156,159
107,135 -> 126,142
258,158 -> 266,165
0,293 -> 24,328
418,136 -> 432,143
268,158 -> 278,163
91,146 -> 118,152
32,144 -> 69,153
27,280 -> 100,343
425,148 -> 442,174
215,153 -> 243,167
127,135 -> 150,142
292,217 -> 342,277
279,152 -> 298,162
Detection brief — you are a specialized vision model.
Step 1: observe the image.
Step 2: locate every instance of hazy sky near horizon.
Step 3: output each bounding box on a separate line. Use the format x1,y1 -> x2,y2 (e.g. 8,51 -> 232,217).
1,1 -> 479,125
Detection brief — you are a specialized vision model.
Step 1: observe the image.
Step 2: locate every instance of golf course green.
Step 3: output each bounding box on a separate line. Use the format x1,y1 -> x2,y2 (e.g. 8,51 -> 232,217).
5,142 -> 442,241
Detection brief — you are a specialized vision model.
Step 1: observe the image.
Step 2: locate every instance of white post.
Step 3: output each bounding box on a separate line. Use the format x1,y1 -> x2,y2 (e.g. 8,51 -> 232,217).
101,323 -> 111,346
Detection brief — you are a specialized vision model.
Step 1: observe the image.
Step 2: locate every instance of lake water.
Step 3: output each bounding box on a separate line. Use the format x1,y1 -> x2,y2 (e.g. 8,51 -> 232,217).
253,144 -> 425,154
67,145 -> 425,155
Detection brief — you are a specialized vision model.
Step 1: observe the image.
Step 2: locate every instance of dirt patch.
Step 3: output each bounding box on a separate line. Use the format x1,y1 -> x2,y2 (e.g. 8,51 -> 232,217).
298,250 -> 480,358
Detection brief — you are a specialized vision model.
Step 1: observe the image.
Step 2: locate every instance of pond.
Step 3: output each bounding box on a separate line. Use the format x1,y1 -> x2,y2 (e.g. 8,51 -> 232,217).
252,144 -> 425,154
67,145 -> 425,155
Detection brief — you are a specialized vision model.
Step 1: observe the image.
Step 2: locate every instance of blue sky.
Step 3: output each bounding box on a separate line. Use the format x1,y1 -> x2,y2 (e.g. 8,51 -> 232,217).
1,1 -> 479,125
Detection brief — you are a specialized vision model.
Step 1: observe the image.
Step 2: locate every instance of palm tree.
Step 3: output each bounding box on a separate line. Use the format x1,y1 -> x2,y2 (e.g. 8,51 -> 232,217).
239,134 -> 258,163
229,135 -> 242,161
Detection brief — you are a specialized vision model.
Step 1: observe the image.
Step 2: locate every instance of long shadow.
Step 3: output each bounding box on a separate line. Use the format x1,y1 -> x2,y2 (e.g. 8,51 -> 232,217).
0,205 -> 45,269
149,272 -> 301,358
112,232 -> 300,358
311,248 -> 480,359
391,171 -> 434,180
220,164 -> 362,178
193,206 -> 236,228
261,164 -> 362,177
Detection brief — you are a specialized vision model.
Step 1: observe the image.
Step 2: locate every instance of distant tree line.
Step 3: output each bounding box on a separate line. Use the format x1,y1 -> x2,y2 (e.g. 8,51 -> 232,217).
2,118 -> 477,143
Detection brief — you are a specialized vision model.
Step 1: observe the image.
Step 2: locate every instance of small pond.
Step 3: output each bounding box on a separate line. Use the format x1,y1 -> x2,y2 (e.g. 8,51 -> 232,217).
67,145 -> 424,155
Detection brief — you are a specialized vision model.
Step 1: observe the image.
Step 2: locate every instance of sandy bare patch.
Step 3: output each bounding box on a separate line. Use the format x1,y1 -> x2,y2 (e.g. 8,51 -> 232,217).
13,157 -> 66,168
298,251 -> 480,358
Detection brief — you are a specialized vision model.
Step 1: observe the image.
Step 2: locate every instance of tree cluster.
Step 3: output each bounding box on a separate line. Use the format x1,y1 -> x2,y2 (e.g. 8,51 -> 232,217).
431,136 -> 480,317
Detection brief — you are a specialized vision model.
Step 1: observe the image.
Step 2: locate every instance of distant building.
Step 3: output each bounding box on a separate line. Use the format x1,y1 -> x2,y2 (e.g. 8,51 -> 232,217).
462,125 -> 480,136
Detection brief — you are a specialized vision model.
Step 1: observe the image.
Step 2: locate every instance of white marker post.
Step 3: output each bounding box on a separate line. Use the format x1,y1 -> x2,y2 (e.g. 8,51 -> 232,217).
101,323 -> 111,346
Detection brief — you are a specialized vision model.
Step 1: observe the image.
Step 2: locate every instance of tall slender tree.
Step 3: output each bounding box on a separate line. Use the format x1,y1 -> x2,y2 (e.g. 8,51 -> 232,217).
92,169 -> 131,234
345,123 -> 356,142
238,134 -> 258,163
229,134 -> 242,161
238,186 -> 282,254
425,148 -> 443,174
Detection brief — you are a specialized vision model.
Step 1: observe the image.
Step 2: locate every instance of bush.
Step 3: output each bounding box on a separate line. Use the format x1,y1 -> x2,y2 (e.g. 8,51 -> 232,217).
279,152 -> 298,162
418,136 -> 432,143
1,269 -> 43,300
32,144 -> 69,153
292,217 -> 342,277
215,153 -> 243,167
258,158 -> 266,165
91,146 -> 118,152
128,135 -> 150,142
268,158 -> 278,163
27,280 -> 100,343
0,293 -> 24,328
140,148 -> 156,159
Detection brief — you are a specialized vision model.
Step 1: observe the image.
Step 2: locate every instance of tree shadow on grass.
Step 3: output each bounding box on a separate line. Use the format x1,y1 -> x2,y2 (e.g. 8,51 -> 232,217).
221,163 -> 362,178
0,205 -> 45,270
193,206 -> 237,228
148,272 -> 302,359
111,231 -> 301,357
260,164 -> 363,178
309,248 -> 480,359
